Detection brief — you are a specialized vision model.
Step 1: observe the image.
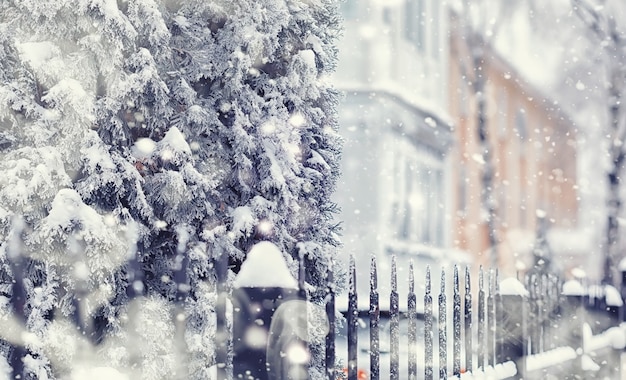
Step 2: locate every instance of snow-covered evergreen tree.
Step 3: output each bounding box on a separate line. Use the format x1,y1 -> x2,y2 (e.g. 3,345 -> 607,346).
0,0 -> 342,378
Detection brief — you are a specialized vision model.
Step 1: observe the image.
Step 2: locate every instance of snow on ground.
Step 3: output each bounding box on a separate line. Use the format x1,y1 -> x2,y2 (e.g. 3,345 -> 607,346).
233,241 -> 298,289
525,346 -> 577,372
585,323 -> 626,351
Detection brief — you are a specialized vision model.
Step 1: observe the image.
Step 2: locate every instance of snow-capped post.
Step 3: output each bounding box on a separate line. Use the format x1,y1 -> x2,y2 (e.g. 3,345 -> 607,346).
390,256 -> 400,380
232,242 -> 307,380
604,284 -> 623,321
424,266 -> 434,380
561,279 -> 585,376
496,277 -> 529,374
370,254 -> 380,380
347,255 -> 358,380
526,214 -> 558,354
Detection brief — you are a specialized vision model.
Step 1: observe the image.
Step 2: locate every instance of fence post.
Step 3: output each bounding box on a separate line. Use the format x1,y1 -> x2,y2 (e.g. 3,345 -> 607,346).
477,267 -> 486,370
390,256 -> 400,380
621,263 -> 626,323
488,270 -> 496,367
325,261 -> 336,380
464,267 -> 473,374
7,251 -> 27,380
619,259 -> 626,379
453,266 -> 461,377
215,251 -> 229,380
408,261 -> 417,380
370,255 -> 380,380
562,279 -> 585,377
232,242 -> 307,380
425,266 -> 434,380
439,270 -> 448,380
496,278 -> 529,377
347,255 -> 358,380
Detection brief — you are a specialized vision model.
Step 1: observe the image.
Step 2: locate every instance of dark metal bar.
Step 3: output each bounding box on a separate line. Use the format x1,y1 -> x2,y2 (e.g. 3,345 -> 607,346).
478,267 -> 485,369
348,256 -> 358,380
390,255 -> 400,380
326,262 -> 336,380
464,267 -> 473,373
536,275 -> 545,354
408,261 -> 418,380
495,270 -> 504,364
425,266 -> 434,380
488,270 -> 496,367
298,249 -> 306,299
453,266 -> 461,377
215,252 -> 229,380
621,269 -> 626,323
8,250 -> 27,379
370,254 -> 380,380
439,270 -> 447,380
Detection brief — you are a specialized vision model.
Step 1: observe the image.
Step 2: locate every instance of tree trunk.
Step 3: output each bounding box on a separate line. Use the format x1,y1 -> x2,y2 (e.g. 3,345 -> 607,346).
604,84 -> 624,285
474,54 -> 499,268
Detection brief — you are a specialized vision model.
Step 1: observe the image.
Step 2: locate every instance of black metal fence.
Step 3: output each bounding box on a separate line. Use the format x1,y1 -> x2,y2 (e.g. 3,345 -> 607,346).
324,255 -> 626,380
216,247 -> 626,380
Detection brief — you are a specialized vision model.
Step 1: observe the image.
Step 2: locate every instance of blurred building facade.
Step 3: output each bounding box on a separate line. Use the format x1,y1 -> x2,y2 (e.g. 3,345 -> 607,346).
334,1 -> 582,287
448,18 -> 581,277
333,0 -> 461,296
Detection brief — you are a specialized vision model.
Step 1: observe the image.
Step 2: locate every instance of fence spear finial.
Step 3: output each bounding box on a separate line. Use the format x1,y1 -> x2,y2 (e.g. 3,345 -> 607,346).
441,268 -> 446,294
454,265 -> 459,294
426,265 -> 431,295
465,266 -> 471,293
409,260 -> 415,294
349,254 -> 356,293
370,253 -> 377,290
495,268 -> 500,293
479,265 -> 484,291
391,255 -> 397,292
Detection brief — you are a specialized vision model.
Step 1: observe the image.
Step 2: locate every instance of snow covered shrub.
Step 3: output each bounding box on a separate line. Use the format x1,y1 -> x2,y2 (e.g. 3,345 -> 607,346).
0,0 -> 342,378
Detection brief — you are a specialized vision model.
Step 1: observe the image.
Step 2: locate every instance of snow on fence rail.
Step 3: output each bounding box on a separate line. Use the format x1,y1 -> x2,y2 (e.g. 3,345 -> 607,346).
211,244 -> 626,380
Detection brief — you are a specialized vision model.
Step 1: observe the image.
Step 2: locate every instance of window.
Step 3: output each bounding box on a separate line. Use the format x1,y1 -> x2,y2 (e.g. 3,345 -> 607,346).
498,182 -> 507,227
430,0 -> 439,59
387,136 -> 445,247
498,91 -> 508,138
405,0 -> 425,51
458,165 -> 468,215
433,168 -> 444,245
516,109 -> 527,141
